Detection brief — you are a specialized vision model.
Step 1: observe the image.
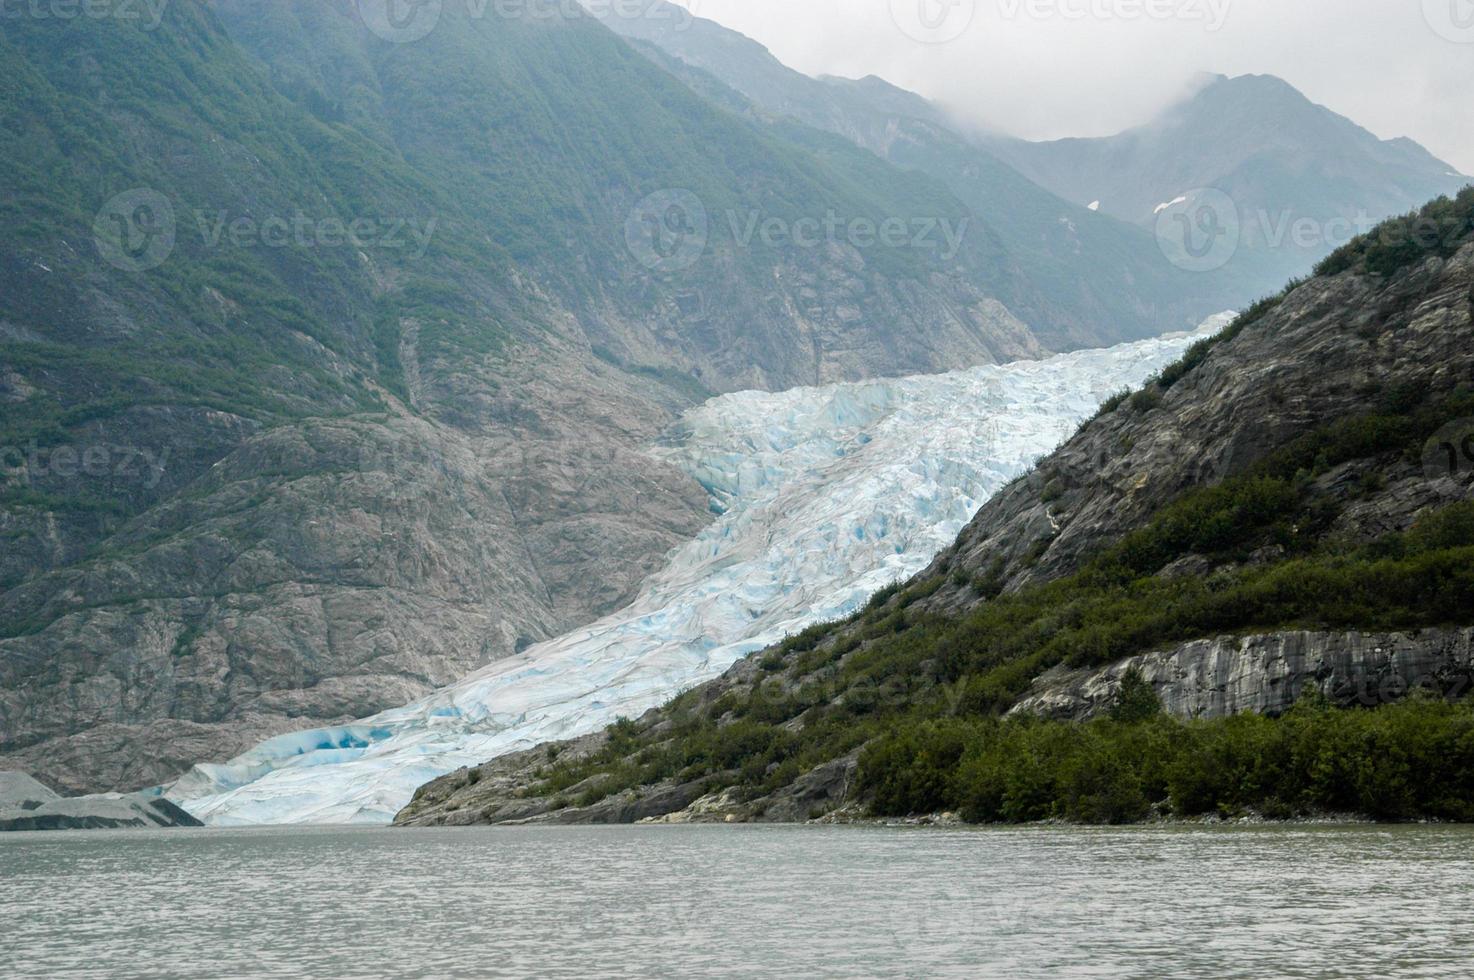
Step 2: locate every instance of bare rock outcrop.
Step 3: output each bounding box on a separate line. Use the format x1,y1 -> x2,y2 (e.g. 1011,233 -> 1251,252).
1011,628 -> 1474,721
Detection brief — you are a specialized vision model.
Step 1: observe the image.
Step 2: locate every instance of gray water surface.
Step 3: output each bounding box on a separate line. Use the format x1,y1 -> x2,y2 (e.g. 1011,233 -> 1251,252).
2,824 -> 1471,978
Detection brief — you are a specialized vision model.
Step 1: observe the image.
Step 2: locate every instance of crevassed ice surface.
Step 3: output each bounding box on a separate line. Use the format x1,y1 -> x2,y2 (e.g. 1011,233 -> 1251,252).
170,318 -> 1229,825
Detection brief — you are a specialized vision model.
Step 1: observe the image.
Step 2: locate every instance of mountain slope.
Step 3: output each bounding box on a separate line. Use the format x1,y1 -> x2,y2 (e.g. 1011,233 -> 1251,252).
985,73 -> 1471,286
591,4 -> 1262,346
990,74 -> 1468,228
596,6 -> 1471,343
0,2 -> 1043,793
208,0 -> 1042,388
397,189 -> 1474,826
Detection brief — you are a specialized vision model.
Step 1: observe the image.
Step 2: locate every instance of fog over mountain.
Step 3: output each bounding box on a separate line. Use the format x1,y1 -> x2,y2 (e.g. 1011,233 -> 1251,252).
674,0 -> 1474,176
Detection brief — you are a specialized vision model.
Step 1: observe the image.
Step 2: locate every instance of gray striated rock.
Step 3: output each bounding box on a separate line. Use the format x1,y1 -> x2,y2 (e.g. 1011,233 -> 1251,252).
0,770 -> 202,831
0,794 -> 202,832
0,770 -> 57,811
1010,628 -> 1474,721
0,343 -> 712,795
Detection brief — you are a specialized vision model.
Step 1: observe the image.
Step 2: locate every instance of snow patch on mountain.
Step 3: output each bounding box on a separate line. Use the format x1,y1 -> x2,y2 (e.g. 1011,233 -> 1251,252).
169,318 -> 1230,825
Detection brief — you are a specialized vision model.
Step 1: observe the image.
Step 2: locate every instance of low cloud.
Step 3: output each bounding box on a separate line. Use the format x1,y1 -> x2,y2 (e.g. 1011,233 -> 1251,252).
671,0 -> 1474,175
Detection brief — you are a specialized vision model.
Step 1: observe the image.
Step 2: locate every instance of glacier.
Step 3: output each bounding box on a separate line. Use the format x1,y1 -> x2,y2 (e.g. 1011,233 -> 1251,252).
168,318 -> 1229,825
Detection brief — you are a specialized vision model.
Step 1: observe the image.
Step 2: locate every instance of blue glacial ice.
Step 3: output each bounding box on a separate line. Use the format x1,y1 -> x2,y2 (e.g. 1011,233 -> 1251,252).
168,318 -> 1229,825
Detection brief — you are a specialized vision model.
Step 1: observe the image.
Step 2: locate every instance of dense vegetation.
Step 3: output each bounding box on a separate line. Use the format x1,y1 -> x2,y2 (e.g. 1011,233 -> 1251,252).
525,495 -> 1474,815
859,682 -> 1474,824
1315,186 -> 1474,279
0,5 -> 478,510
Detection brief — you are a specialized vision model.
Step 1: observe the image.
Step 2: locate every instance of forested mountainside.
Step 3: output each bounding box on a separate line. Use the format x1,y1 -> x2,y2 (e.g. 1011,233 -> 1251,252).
398,190 -> 1474,827
0,0 -> 1045,793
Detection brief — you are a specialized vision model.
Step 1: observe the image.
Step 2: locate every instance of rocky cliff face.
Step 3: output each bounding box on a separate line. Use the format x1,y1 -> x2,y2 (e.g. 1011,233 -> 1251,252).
0,340 -> 712,794
923,238 -> 1474,607
1011,628 -> 1474,721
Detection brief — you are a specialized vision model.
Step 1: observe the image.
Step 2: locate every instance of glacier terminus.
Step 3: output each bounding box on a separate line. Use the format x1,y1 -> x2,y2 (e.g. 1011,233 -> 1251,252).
168,319 -> 1230,825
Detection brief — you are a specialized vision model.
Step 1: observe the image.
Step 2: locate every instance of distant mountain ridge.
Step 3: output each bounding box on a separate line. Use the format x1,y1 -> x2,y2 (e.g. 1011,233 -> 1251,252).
987,73 -> 1469,227
601,6 -> 1470,334
593,1 -> 1243,348
983,72 -> 1470,285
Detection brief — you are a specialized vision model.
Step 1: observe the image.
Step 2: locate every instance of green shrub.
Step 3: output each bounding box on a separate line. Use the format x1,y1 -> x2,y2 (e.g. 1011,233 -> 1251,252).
1110,667 -> 1163,724
1129,387 -> 1164,413
862,698 -> 1474,824
1315,187 -> 1474,279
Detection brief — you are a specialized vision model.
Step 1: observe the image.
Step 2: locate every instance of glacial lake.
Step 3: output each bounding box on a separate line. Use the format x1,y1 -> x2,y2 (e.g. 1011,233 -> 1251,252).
3,824 -> 1471,978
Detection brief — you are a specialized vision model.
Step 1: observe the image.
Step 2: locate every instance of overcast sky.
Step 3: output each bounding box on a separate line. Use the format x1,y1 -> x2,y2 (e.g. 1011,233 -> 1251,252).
672,0 -> 1474,174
